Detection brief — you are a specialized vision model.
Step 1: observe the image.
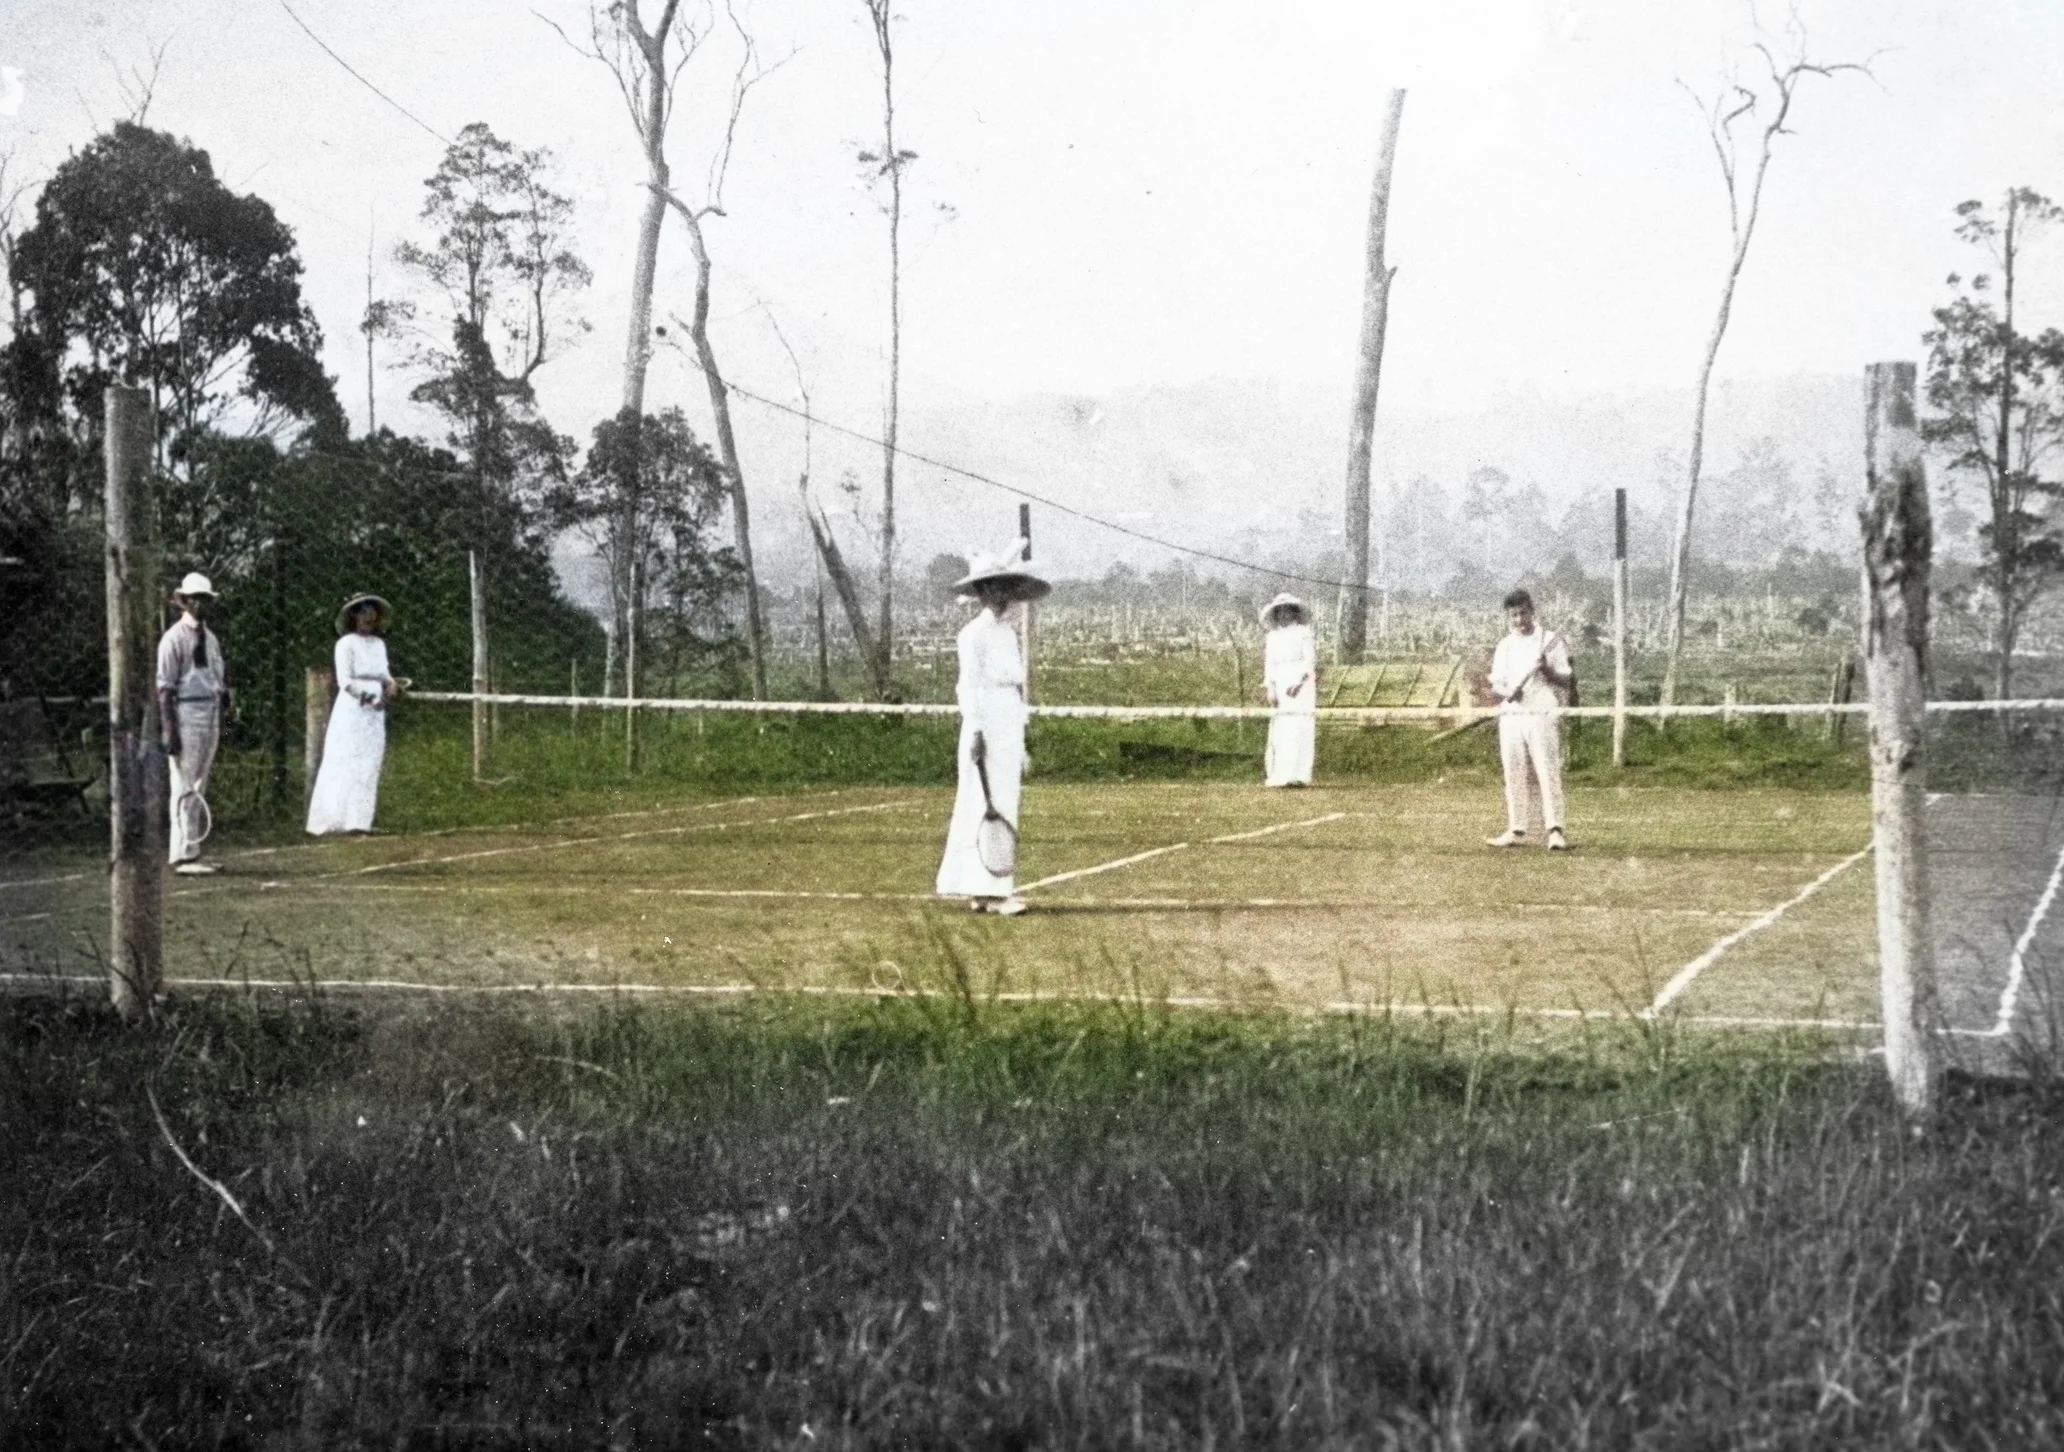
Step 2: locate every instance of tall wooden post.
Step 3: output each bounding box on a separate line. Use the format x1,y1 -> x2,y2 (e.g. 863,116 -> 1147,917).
1018,501 -> 1036,706
1861,360 -> 1937,1115
1612,487 -> 1629,768
304,667 -> 334,809
469,549 -> 489,782
1338,88 -> 1406,664
625,556 -> 642,772
104,386 -> 164,1021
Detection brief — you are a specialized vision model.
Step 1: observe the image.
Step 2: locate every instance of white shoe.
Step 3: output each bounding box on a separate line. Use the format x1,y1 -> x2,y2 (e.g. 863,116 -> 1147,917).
1485,830 -> 1526,848
989,897 -> 1029,917
1546,829 -> 1570,852
172,860 -> 221,876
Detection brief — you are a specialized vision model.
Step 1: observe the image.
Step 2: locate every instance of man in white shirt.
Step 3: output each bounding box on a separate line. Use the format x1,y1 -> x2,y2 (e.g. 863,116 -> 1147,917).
1485,588 -> 1573,851
156,573 -> 229,874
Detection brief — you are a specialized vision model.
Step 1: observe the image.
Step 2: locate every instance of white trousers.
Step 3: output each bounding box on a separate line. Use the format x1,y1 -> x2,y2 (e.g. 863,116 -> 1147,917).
1498,711 -> 1564,834
169,702 -> 221,863
1264,710 -> 1315,786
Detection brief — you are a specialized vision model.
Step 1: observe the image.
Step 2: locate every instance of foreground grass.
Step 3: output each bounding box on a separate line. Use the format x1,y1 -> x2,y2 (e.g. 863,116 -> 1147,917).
6,989 -> 2062,1448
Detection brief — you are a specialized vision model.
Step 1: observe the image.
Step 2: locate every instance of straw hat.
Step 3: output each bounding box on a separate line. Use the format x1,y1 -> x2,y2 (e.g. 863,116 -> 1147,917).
335,593 -> 392,635
174,572 -> 217,599
951,539 -> 1051,604
1259,592 -> 1311,627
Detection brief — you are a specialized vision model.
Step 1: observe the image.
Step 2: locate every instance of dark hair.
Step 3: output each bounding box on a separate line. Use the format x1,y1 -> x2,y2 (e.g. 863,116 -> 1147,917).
1502,589 -> 1534,611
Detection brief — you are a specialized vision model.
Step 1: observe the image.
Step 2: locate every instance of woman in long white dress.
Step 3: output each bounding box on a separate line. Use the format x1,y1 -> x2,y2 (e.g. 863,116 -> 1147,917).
1260,593 -> 1317,787
306,594 -> 398,835
935,543 -> 1050,915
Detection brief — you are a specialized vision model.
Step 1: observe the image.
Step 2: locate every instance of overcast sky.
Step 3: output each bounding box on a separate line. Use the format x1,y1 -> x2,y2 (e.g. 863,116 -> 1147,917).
6,0 -> 2064,476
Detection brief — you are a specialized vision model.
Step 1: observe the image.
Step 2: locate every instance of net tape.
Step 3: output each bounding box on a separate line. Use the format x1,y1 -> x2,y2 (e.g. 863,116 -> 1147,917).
410,691 -> 2064,723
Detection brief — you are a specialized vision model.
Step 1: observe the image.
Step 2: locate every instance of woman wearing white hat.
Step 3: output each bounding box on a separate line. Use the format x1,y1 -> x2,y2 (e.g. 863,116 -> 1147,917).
306,594 -> 399,835
156,572 -> 229,873
935,541 -> 1050,915
1259,593 -> 1317,787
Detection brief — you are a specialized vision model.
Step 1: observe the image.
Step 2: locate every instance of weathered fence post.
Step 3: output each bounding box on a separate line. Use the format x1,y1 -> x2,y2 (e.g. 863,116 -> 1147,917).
469,548 -> 489,782
1612,487 -> 1629,768
304,667 -> 335,809
104,385 -> 163,1021
1861,360 -> 1937,1115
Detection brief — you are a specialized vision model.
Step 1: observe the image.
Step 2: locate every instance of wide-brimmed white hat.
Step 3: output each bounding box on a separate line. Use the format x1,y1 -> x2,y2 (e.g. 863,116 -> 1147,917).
335,593 -> 392,635
174,572 -> 217,598
952,538 -> 1051,603
1259,592 -> 1310,626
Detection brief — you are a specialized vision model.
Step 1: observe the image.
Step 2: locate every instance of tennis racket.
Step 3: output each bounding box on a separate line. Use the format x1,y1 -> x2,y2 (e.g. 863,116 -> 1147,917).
176,782 -> 213,848
971,741 -> 1018,878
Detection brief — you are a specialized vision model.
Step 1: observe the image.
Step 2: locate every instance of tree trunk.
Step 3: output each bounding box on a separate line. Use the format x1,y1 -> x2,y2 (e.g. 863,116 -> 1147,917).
1860,360 -> 1938,1115
876,38 -> 902,696
801,482 -> 881,674
1339,89 -> 1406,666
1992,193 -> 2020,702
673,201 -> 770,700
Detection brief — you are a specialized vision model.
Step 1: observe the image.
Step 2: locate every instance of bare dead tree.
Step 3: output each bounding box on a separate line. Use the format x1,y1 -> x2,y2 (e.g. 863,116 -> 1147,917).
760,300 -> 880,688
542,0 -> 783,699
108,38 -> 172,125
1659,18 -> 1868,707
855,0 -> 915,698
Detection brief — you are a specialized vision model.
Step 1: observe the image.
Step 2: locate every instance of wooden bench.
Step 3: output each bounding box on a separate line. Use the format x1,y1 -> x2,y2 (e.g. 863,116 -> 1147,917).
0,696 -> 100,821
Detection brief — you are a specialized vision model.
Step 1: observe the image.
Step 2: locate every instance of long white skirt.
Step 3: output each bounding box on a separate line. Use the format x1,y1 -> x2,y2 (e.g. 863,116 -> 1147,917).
936,714 -> 1024,898
306,695 -> 388,835
1264,709 -> 1315,787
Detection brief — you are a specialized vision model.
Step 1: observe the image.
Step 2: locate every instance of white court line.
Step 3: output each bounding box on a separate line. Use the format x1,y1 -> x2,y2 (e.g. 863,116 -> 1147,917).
1018,843 -> 1191,893
0,971 -> 1886,1030
1207,811 -> 1347,844
1642,845 -> 1875,1019
0,872 -> 89,893
1987,838 -> 2064,1038
1019,811 -> 1345,893
275,799 -> 912,884
223,789 -> 808,861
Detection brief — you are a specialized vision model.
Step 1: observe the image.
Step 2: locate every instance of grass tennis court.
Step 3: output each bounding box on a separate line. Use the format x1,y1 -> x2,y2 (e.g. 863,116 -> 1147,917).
5,777 -> 1903,1024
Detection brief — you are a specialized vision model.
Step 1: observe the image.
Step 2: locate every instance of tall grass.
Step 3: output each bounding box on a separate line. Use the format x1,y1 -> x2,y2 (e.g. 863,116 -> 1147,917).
7,985 -> 2062,1447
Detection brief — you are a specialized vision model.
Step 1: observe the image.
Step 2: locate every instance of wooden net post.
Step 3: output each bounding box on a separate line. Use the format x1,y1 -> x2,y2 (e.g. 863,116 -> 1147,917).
469,548 -> 489,782
1612,487 -> 1629,768
103,385 -> 164,1021
1018,501 -> 1035,706
304,667 -> 335,810
1860,360 -> 1938,1115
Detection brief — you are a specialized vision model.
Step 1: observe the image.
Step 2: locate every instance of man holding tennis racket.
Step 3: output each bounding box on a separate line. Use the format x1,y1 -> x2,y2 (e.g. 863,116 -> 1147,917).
1485,587 -> 1574,851
156,572 -> 230,876
935,542 -> 1050,915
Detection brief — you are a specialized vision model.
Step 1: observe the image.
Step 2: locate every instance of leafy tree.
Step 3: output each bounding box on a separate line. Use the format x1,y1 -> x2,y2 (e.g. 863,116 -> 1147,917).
550,408 -> 742,692
6,122 -> 341,462
391,123 -> 588,526
1922,188 -> 2064,699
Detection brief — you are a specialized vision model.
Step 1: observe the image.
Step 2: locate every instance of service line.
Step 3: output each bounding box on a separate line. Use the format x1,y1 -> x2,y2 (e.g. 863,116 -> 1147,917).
273,799 -> 913,884
1987,836 -> 2064,1039
1018,810 -> 1343,894
1642,844 -> 1875,1019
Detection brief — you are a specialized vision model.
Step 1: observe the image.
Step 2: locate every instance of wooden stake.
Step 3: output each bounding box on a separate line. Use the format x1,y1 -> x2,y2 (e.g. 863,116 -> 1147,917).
1612,487 -> 1629,768
305,667 -> 335,809
1018,501 -> 1036,706
469,549 -> 488,782
1338,88 -> 1406,665
103,385 -> 163,1021
1860,360 -> 1937,1115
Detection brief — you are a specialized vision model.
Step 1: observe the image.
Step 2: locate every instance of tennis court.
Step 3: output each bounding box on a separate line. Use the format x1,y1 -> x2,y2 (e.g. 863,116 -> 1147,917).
8,775 -> 2054,1055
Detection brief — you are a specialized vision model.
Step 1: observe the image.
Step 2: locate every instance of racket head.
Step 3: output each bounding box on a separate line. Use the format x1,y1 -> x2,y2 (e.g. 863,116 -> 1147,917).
178,786 -> 213,847
975,811 -> 1018,878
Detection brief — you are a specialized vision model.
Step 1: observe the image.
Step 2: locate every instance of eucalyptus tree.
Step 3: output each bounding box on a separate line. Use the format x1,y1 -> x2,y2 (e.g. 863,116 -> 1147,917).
1923,189 -> 2064,699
